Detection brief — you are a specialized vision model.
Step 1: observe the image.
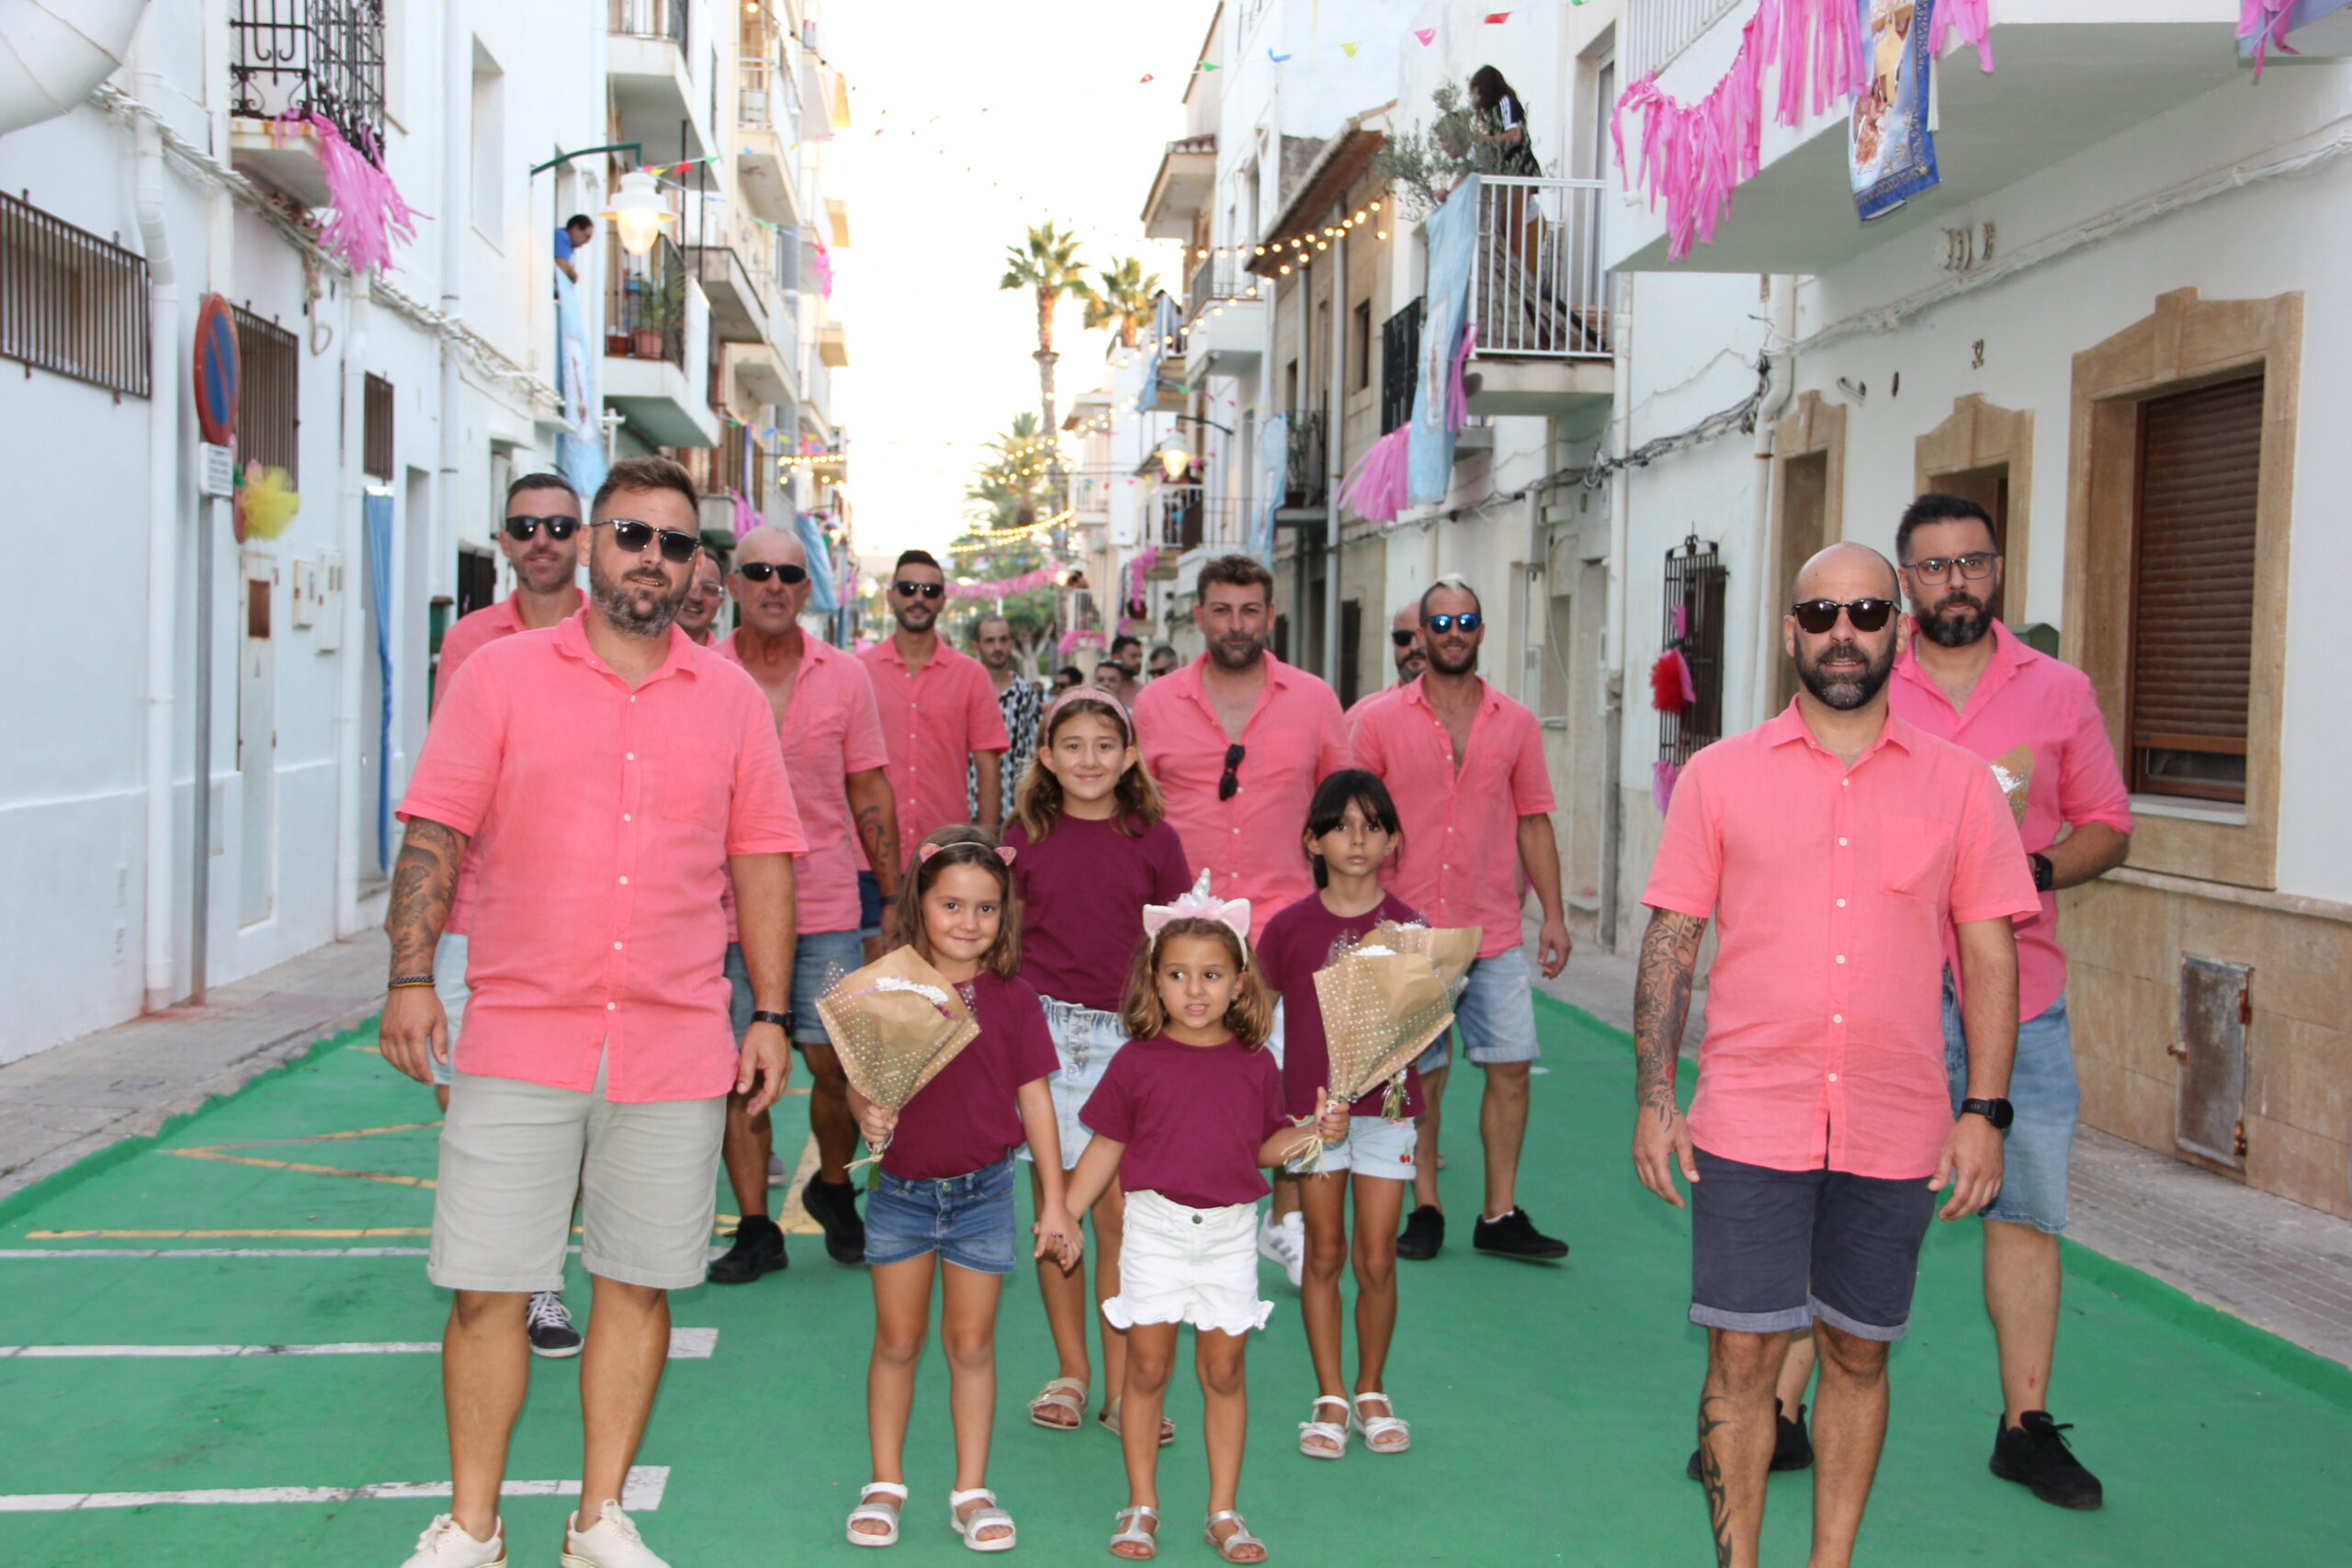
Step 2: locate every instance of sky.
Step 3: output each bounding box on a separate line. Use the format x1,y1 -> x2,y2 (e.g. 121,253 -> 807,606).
822,0 -> 1220,561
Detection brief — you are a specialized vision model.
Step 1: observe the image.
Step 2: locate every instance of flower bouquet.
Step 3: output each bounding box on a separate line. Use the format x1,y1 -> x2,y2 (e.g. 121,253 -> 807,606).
814,946 -> 980,1176
1299,936 -> 1459,1165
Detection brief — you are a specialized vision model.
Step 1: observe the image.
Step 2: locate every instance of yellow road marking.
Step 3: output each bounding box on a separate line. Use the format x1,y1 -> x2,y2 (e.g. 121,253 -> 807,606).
28,1229 -> 435,1239
774,1134 -> 825,1235
187,1123 -> 441,1151
161,1149 -> 435,1189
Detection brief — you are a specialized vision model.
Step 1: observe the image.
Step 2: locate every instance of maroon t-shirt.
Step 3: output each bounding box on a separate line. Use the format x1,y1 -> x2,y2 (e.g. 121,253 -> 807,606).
884,972 -> 1059,1179
1255,891 -> 1430,1120
1080,1033 -> 1290,1209
1004,813 -> 1194,1011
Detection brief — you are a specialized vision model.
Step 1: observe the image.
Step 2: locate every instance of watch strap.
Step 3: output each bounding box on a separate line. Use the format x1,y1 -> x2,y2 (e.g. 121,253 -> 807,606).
750,1009 -> 794,1032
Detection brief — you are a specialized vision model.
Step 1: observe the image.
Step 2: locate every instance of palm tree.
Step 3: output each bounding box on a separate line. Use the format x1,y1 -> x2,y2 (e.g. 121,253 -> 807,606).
1081,256 -> 1164,351
963,412 -> 1050,533
998,222 -> 1091,520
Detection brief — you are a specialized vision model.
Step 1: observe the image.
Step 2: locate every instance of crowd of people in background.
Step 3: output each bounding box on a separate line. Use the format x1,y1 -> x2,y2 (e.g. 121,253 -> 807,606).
378,457 -> 2122,1568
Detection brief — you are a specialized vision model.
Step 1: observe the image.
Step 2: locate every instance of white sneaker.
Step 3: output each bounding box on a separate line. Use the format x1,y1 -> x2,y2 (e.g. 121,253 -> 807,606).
562,1501 -> 671,1568
1258,1210 -> 1305,1289
400,1514 -> 504,1568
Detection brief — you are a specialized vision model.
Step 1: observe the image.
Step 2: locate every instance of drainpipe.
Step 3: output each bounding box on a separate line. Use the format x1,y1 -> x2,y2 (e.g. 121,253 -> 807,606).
333,289 -> 368,934
1598,276 -> 1634,953
437,1 -> 468,710
133,28 -> 179,1011
1749,275 -> 1798,715
1323,217 -> 1344,682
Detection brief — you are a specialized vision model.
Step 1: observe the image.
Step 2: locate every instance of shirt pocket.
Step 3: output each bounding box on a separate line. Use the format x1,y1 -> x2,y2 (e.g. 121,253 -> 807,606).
662,739 -> 734,828
1879,817 -> 1956,901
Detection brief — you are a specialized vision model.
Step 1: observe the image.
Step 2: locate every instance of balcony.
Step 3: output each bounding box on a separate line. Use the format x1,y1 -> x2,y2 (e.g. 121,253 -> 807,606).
608,0 -> 709,161
726,340 -> 794,408
1606,0 -> 2249,276
819,321 -> 848,368
686,242 -> 769,344
1464,176 -> 1614,418
1283,410 -> 1328,512
228,0 -> 385,207
605,234 -> 718,446
1181,253 -> 1265,385
735,55 -> 800,224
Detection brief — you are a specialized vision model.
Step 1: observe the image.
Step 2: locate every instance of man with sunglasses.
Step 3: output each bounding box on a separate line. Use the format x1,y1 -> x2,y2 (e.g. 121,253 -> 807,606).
383,456 -> 804,1568
1353,579 -> 1572,1262
1887,493 -> 2132,1510
709,525 -> 901,1280
1146,644 -> 1179,681
857,549 -> 1010,866
1634,541 -> 2039,1568
677,551 -> 727,646
1346,603 -> 1429,718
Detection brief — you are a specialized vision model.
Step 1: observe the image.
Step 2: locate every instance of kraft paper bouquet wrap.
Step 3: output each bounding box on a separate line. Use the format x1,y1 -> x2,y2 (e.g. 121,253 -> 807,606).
1292,926 -> 1477,1166
1368,919 -> 1483,1001
814,946 -> 980,1178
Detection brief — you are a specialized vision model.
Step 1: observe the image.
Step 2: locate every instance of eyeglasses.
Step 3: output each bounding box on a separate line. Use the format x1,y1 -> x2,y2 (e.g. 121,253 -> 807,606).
1217,742 -> 1246,801
738,561 -> 808,584
1903,551 -> 1999,584
893,580 -> 944,600
503,515 -> 580,541
592,519 -> 702,564
1791,598 -> 1898,635
1390,629 -> 1419,649
1425,612 -> 1483,635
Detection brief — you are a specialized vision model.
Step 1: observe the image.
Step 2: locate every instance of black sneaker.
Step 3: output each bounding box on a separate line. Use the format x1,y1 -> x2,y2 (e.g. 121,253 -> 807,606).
1396,1205 -> 1445,1260
1472,1207 -> 1568,1260
1685,1400 -> 1811,1480
525,1291 -> 582,1359
1989,1410 -> 2104,1509
802,1174 -> 866,1265
707,1214 -> 786,1284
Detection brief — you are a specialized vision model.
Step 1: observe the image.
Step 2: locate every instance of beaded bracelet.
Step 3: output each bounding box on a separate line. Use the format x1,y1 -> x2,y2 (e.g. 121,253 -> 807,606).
387,974 -> 436,990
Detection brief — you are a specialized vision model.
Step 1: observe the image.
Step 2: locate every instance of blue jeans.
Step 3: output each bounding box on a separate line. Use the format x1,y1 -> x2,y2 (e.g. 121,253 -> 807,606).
727,930 -> 865,1048
864,1152 -> 1019,1274
1415,945 -> 1543,1074
1944,985 -> 2077,1234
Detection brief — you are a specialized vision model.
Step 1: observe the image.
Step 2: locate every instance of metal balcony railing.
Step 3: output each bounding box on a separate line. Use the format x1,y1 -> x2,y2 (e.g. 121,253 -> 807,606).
1471,176 -> 1613,359
1149,486 -> 1238,555
1185,252 -> 1256,322
609,0 -> 687,48
231,0 -> 386,158
740,57 -> 774,129
1380,298 -> 1422,434
607,233 -> 686,369
1623,0 -> 1745,84
1284,410 -> 1328,509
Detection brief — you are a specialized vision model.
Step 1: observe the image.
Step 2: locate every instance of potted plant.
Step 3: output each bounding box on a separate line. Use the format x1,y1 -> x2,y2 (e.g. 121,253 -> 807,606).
632,271 -> 685,359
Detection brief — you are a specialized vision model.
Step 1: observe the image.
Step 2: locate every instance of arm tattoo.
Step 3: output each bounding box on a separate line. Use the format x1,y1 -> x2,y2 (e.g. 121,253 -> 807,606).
384,818 -> 467,975
853,799 -> 898,896
1697,1393 -> 1734,1568
1634,909 -> 1706,1124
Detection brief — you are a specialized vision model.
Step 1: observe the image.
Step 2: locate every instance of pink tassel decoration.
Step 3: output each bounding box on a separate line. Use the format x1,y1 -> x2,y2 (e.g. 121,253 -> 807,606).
303,112 -> 423,276
1337,426 -> 1414,523
2238,0 -> 2299,75
1653,760 -> 1683,813
1930,0 -> 1996,70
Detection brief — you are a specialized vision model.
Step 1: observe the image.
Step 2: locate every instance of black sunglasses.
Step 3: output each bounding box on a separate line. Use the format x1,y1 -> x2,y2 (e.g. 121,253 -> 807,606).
738,561 -> 808,584
1425,612 -> 1482,634
1390,629 -> 1419,649
593,519 -> 702,564
893,580 -> 945,600
1792,597 -> 1898,635
1217,742 -> 1246,801
504,515 -> 580,541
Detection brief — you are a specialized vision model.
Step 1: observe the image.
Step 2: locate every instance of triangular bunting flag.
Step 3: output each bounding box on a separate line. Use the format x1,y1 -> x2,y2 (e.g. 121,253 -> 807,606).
1485,10 -> 1513,21
1267,48 -> 1291,62
1340,41 -> 1360,56
1413,28 -> 1436,44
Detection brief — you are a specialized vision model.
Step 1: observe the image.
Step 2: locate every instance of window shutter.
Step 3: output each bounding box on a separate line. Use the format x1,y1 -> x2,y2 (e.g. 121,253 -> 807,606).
2129,374 -> 2261,800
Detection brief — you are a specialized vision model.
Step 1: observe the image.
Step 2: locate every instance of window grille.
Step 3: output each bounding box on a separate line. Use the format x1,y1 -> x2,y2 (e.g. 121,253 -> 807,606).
1658,535 -> 1726,767
362,372 -> 393,479
231,0 -> 387,160
0,193 -> 151,398
232,305 -> 300,484
1380,298 -> 1422,435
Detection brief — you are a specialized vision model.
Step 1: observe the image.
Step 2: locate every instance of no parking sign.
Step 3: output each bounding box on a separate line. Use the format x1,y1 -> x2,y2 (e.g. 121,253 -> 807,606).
193,293 -> 239,446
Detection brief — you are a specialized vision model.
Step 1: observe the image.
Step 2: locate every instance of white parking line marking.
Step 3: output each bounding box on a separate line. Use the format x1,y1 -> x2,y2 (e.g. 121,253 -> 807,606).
0,1329 -> 716,1359
0,1464 -> 670,1513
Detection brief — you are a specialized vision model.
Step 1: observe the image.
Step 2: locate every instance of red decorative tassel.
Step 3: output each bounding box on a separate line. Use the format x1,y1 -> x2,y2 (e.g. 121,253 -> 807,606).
1650,649 -> 1691,716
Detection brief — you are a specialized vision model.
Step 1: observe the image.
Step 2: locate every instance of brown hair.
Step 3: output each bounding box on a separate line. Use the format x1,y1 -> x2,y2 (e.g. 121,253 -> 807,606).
1195,552 -> 1274,604
891,825 -> 1021,979
1012,694 -> 1166,840
505,471 -> 580,509
1118,920 -> 1274,1048
592,454 -> 700,523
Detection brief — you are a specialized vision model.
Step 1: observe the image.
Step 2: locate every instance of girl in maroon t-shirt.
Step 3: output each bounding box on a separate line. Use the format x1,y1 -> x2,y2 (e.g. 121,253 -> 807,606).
1064,882 -> 1349,1563
843,829 -> 1078,1552
1255,770 -> 1425,1460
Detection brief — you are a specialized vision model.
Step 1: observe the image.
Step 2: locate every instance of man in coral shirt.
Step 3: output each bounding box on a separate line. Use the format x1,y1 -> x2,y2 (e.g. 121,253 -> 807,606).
1890,493 -> 2132,1509
1633,542 -> 2039,1568
381,457 -> 804,1568
1344,602 -> 1427,720
1353,579 -> 1572,1263
857,549 -> 1010,866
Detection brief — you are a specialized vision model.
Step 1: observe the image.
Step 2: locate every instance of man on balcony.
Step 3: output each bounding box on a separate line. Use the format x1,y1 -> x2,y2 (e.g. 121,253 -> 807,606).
553,214 -> 595,285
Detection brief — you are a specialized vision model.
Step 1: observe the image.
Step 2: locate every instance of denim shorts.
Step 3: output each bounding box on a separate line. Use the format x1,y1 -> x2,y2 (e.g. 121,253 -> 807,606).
428,933 -> 469,1088
864,1152 -> 1019,1274
1945,983 -> 2077,1234
1689,1146 -> 1936,1342
727,930 -> 865,1049
1017,997 -> 1126,1168
1284,1113 -> 1417,1179
1415,945 -> 1543,1074
857,870 -> 884,941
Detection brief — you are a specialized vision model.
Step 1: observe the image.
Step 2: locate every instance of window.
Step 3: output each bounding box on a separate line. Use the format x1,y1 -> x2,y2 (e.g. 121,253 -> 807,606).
1351,299 -> 1372,391
469,42 -> 504,240
1380,298 -> 1423,434
1339,598 -> 1363,708
363,373 -> 393,479
2128,374 -> 2262,803
1658,536 -> 1726,767
232,305 -> 300,483
0,192 -> 151,397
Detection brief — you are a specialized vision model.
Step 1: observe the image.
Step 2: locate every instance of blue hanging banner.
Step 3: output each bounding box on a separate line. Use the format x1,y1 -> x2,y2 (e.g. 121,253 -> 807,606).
1409,176 -> 1479,505
1253,412 -> 1287,564
1850,0 -> 1940,221
554,269 -> 609,498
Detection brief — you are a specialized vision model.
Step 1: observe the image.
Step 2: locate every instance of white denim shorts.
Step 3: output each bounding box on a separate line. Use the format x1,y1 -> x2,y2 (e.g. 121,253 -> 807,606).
1018,997 -> 1128,1169
1285,1113 -> 1418,1179
1103,1189 -> 1272,1337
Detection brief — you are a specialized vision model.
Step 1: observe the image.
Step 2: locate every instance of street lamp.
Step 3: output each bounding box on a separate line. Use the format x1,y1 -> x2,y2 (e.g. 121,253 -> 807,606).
603,169 -> 675,257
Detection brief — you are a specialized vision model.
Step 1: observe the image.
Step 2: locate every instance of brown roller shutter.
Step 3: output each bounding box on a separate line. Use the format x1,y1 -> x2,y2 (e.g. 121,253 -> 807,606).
2128,374 -> 2261,803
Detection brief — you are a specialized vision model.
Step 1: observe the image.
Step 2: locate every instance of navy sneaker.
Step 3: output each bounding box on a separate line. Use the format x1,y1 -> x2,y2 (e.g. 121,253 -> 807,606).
525,1291 -> 582,1359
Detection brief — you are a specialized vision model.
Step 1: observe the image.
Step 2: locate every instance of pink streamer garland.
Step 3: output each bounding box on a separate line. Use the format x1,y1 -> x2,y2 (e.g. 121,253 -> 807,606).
2238,0 -> 2299,74
1928,0 -> 1996,70
1336,426 -> 1413,523
945,563 -> 1069,601
297,112 -> 423,276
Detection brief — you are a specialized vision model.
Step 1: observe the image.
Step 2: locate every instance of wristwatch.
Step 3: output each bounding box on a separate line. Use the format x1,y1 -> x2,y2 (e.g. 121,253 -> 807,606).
1960,1097 -> 2015,1131
750,1009 -> 796,1034
2029,852 -> 2055,892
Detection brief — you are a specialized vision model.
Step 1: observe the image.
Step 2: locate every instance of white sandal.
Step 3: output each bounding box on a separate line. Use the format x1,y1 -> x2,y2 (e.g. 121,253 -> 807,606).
1204,1510 -> 1268,1562
1296,1394 -> 1351,1460
1350,1391 -> 1411,1454
1099,1395 -> 1177,1447
949,1487 -> 1016,1553
1029,1375 -> 1088,1429
1108,1504 -> 1159,1559
846,1481 -> 907,1547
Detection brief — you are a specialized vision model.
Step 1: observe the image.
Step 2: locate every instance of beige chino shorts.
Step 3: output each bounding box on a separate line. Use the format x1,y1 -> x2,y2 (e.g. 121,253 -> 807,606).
429,1067 -> 726,1293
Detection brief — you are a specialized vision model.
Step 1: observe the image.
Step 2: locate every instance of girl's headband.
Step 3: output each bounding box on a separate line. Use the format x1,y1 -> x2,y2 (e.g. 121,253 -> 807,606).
918,841 -> 1017,865
1142,868 -> 1251,955
1042,686 -> 1132,731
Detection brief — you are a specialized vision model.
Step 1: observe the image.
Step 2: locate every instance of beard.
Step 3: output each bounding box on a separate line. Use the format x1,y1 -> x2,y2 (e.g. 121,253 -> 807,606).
1207,629 -> 1266,671
1427,640 -> 1478,677
1395,649 -> 1427,681
893,600 -> 937,633
590,555 -> 684,638
1796,635 -> 1895,711
516,550 -> 574,595
1917,589 -> 1993,649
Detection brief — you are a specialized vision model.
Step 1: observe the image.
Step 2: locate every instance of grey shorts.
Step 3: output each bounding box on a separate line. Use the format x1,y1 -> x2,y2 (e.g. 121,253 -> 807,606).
429,1066 -> 726,1293
1689,1146 -> 1936,1342
1946,983 -> 2076,1233
1415,945 -> 1543,1073
728,930 -> 865,1049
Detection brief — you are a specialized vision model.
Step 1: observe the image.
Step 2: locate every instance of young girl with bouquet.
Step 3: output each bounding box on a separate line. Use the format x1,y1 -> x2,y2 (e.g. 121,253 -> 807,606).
844,829 -> 1079,1552
1062,878 -> 1350,1562
1001,691 -> 1194,1444
1252,771 -> 1424,1460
